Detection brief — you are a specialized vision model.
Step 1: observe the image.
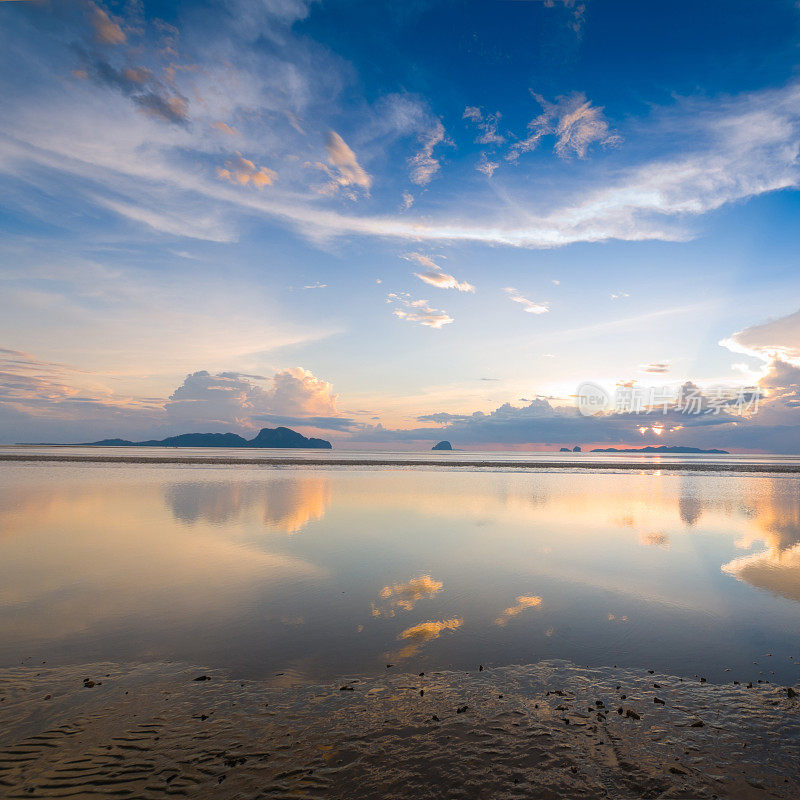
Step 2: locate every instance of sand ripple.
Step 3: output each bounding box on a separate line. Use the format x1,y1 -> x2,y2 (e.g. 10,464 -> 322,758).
1,660 -> 798,798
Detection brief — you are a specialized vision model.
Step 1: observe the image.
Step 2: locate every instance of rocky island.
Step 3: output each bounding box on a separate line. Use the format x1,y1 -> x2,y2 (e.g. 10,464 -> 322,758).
80,426 -> 332,449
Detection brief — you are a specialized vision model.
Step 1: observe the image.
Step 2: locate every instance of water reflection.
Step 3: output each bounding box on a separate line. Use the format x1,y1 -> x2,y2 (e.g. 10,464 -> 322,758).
371,575 -> 443,618
165,477 -> 330,533
720,478 -> 800,603
1,464 -> 800,683
390,618 -> 463,660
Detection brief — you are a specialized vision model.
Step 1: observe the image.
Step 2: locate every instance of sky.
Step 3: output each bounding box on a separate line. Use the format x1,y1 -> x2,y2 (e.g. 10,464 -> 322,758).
2,0 -> 800,450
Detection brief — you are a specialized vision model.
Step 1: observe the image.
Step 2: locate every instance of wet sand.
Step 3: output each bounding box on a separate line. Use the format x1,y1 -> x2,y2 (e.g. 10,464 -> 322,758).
1,660 -> 798,799
3,452 -> 800,472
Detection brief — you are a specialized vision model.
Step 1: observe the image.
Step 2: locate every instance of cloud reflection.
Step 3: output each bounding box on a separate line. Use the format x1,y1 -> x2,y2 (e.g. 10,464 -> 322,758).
371,575 -> 443,617
165,477 -> 330,533
390,618 -> 463,660
494,595 -> 542,626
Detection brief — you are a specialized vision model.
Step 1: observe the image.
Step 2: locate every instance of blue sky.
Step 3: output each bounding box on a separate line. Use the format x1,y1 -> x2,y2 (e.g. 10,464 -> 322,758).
2,0 -> 800,449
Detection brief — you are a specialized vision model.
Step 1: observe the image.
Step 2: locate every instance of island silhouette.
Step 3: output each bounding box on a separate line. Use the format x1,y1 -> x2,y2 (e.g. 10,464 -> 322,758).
590,445 -> 728,454
75,426 -> 332,449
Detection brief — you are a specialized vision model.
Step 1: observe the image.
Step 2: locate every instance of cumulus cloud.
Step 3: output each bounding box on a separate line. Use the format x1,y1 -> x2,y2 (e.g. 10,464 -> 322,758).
408,121 -> 448,185
164,367 -> 340,431
403,253 -> 475,292
508,91 -> 621,161
267,367 -> 338,416
387,293 -> 454,329
722,308 -> 800,364
217,155 -> 277,188
504,287 -> 549,314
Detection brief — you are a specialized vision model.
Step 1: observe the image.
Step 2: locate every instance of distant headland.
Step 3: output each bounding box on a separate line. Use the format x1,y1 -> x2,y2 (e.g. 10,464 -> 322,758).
590,445 -> 729,454
432,441 -> 453,451
73,426 -> 332,449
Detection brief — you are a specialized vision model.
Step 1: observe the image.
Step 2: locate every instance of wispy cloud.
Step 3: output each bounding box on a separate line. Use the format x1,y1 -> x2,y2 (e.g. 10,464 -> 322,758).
387,293 -> 454,329
504,287 -> 549,314
508,91 -> 621,161
217,155 -> 277,188
463,106 -> 505,145
640,362 -> 670,374
87,2 -> 126,46
307,131 -> 372,198
403,253 -> 475,292
408,121 -> 448,185
4,4 -> 800,255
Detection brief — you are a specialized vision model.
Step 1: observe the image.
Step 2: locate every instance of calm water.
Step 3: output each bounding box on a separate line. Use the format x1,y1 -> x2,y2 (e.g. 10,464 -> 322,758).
1,460 -> 799,685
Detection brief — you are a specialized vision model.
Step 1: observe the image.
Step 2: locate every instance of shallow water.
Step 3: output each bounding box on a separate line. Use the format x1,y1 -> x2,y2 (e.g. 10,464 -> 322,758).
1,461 -> 799,684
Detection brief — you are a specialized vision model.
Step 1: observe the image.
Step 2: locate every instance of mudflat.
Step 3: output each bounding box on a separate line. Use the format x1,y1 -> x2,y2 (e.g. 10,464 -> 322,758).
1,660 -> 798,799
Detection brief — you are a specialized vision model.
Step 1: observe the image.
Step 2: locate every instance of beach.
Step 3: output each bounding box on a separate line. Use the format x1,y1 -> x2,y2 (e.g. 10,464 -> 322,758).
2,456 -> 800,797
2,659 -> 798,799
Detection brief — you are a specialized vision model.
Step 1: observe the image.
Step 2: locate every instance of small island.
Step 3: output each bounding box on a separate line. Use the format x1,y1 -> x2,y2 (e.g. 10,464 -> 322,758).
591,445 -> 729,454
77,426 -> 332,449
432,440 -> 453,451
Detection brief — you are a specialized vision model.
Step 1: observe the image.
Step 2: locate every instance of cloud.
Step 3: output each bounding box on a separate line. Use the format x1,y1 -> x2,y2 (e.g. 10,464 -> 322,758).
0,348 -> 162,441
610,292 -> 630,300
252,413 -> 356,431
371,575 -> 443,617
387,293 -> 454,329
82,55 -> 190,125
217,155 -> 277,188
722,308 -> 800,364
508,91 -> 620,161
390,617 -> 462,659
535,0 -> 588,35
309,131 -> 372,196
408,121 -> 448,185
403,253 -> 475,292
213,121 -> 240,136
494,595 -> 542,626
504,287 -> 549,314
6,4 -> 800,255
463,106 -> 505,145
163,367 -> 341,432
267,367 -> 339,416
476,154 -> 500,176
640,362 -> 670,374
87,2 -> 126,46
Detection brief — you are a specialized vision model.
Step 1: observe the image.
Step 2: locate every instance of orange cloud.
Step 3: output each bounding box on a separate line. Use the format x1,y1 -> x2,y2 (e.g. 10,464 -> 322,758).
391,617 -> 462,659
494,595 -> 542,626
217,155 -> 276,188
214,121 -> 240,136
371,574 -> 443,617
88,2 -> 126,46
